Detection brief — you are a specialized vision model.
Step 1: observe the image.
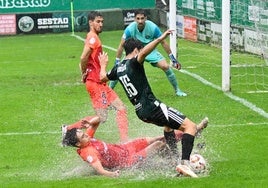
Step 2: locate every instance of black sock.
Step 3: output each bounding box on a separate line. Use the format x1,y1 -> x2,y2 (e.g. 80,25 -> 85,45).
181,133 -> 195,160
164,130 -> 178,157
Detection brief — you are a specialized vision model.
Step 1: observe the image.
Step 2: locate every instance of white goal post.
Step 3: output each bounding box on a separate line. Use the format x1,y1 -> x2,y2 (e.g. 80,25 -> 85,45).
169,0 -> 231,92
169,0 -> 177,61
222,0 -> 231,92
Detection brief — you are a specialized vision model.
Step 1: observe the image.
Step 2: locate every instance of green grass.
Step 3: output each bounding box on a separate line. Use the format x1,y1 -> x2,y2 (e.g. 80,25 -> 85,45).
0,32 -> 267,188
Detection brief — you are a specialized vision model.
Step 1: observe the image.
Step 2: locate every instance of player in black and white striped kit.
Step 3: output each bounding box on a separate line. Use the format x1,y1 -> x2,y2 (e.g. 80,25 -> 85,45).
99,30 -> 208,177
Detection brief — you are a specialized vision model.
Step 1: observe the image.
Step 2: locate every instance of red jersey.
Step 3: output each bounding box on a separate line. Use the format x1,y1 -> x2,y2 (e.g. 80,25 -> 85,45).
77,139 -> 129,169
84,31 -> 102,83
70,116 -> 146,169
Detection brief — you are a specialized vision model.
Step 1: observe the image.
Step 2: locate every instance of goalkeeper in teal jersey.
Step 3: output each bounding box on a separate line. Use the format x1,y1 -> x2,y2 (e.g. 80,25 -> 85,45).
99,30 -> 209,177
109,9 -> 187,97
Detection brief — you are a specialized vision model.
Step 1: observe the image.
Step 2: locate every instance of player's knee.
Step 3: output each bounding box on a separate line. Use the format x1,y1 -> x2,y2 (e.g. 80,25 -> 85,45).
118,105 -> 127,111
160,64 -> 170,71
99,116 -> 107,123
96,112 -> 108,123
181,118 -> 197,135
156,60 -> 169,71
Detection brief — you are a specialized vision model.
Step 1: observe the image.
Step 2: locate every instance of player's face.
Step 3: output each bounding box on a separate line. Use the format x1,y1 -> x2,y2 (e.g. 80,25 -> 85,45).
76,129 -> 90,145
135,14 -> 146,31
90,16 -> 104,34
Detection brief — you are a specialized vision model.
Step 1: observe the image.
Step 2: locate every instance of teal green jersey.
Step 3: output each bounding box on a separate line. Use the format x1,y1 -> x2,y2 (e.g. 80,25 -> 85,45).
122,20 -> 165,63
123,20 -> 162,46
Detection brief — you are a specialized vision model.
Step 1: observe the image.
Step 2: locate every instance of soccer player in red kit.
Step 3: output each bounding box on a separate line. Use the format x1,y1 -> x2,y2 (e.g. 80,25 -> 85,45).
79,11 -> 128,142
62,115 -> 165,177
62,115 -> 208,177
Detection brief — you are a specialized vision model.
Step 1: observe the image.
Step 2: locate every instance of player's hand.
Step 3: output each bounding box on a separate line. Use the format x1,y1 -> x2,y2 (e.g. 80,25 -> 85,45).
81,72 -> 87,83
81,119 -> 91,128
161,29 -> 174,39
169,53 -> 181,70
172,61 -> 181,70
81,73 -> 87,83
113,170 -> 120,177
98,52 -> 109,66
114,58 -> 120,65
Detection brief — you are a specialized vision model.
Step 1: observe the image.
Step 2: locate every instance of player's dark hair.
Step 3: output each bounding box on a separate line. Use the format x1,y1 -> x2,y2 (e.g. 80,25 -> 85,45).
63,128 -> 79,147
88,11 -> 103,21
123,38 -> 144,55
134,9 -> 147,17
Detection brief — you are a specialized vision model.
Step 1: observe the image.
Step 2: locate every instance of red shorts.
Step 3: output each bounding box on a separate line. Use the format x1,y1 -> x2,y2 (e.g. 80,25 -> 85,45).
121,138 -> 149,167
86,80 -> 118,109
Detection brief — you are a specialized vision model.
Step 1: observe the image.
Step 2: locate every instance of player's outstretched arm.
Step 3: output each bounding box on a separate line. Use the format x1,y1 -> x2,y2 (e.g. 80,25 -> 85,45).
81,115 -> 100,128
115,38 -> 125,61
91,160 -> 120,178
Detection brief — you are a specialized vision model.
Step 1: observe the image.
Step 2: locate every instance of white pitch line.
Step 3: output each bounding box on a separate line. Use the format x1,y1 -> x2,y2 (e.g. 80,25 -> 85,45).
71,34 -> 118,52
180,69 -> 268,119
209,122 -> 268,127
71,33 -> 268,119
0,131 -> 59,136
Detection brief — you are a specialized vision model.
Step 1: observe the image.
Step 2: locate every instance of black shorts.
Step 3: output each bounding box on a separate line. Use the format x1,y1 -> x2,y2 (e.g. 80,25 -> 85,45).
136,101 -> 186,129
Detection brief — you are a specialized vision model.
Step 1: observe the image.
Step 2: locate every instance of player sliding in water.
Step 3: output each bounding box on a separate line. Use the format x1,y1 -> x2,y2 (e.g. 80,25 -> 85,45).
62,115 -> 208,177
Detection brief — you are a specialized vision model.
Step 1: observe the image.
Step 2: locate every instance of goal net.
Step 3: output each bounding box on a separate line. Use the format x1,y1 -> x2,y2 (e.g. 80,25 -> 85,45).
230,0 -> 268,94
173,0 -> 268,92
